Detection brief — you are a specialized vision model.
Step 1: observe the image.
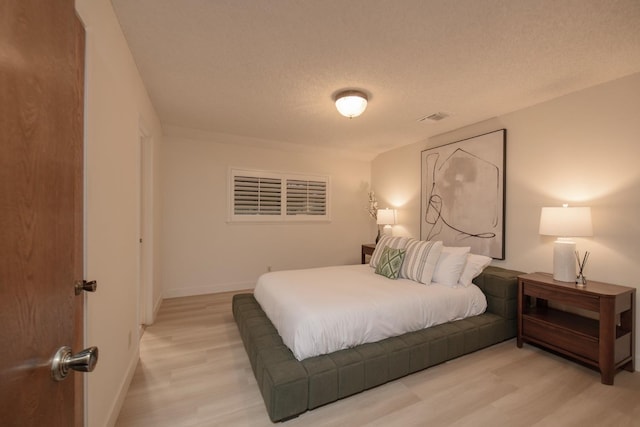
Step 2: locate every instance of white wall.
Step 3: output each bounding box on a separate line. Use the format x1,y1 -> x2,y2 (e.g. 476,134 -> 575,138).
372,71 -> 640,366
75,1 -> 163,425
161,132 -> 373,297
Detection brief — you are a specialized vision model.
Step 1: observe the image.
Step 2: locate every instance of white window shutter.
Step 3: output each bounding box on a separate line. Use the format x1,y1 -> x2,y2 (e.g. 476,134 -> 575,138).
233,175 -> 281,215
230,168 -> 329,222
286,179 -> 327,216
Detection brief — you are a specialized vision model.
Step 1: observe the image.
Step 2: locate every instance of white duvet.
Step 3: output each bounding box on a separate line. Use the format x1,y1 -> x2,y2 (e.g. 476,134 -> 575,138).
253,264 -> 487,361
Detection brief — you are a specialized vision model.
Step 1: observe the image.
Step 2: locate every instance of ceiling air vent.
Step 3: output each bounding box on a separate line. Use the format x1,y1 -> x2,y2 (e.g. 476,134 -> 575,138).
417,112 -> 449,122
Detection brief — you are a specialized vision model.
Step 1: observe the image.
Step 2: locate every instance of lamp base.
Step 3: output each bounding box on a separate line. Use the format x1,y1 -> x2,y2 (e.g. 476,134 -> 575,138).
553,238 -> 576,282
382,224 -> 392,236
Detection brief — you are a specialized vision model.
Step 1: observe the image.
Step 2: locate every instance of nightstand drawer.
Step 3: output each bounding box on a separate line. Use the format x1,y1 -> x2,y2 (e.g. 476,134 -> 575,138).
524,282 -> 600,311
523,317 -> 598,361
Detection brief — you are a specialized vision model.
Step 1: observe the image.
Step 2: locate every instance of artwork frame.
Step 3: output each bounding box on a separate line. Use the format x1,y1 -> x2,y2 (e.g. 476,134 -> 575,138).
420,129 -> 506,259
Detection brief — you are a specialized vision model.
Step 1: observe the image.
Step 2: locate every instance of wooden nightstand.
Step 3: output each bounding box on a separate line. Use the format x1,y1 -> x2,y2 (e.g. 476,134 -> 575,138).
517,272 -> 635,385
361,244 -> 376,264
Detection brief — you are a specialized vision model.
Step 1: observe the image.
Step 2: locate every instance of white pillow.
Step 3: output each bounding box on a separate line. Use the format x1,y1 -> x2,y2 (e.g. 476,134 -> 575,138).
399,239 -> 443,285
458,254 -> 492,287
369,235 -> 409,268
432,246 -> 471,286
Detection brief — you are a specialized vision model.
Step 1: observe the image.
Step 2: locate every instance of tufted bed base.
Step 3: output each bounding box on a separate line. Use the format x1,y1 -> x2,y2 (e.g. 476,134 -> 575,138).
232,266 -> 522,422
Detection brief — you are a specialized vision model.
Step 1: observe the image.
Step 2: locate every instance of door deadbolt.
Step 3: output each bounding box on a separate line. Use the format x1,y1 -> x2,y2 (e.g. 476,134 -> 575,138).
75,280 -> 97,295
51,346 -> 99,381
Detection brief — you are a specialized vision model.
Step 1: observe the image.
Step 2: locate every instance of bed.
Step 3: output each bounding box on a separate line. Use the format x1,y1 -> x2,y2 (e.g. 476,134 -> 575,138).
253,264 -> 488,361
233,239 -> 522,422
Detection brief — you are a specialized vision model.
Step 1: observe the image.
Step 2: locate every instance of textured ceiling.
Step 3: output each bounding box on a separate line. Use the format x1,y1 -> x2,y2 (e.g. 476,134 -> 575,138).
111,0 -> 640,159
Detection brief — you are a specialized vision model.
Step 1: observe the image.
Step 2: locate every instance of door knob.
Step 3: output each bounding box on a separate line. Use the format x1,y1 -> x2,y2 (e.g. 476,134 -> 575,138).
51,346 -> 99,381
75,279 -> 97,295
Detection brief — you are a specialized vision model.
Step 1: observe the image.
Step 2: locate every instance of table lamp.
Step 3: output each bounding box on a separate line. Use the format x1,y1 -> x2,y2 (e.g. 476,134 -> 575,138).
539,205 -> 593,282
377,208 -> 397,237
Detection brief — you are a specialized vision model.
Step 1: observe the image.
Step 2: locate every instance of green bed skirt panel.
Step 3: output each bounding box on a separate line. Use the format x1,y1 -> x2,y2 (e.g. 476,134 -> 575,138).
232,265 -> 522,422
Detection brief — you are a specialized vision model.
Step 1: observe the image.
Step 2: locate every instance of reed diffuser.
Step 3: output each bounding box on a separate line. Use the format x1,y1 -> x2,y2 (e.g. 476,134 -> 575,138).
575,251 -> 590,286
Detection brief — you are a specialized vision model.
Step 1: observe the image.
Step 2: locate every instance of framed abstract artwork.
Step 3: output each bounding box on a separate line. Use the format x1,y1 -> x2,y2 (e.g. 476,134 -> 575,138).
420,129 -> 506,259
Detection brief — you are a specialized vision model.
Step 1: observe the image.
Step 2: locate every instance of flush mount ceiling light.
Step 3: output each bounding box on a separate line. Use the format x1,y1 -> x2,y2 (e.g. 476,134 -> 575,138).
334,90 -> 368,118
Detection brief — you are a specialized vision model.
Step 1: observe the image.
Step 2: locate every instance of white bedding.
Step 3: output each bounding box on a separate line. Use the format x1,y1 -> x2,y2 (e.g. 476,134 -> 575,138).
253,264 -> 487,360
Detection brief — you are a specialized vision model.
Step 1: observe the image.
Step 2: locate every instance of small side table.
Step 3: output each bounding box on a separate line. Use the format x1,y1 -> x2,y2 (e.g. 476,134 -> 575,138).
517,272 -> 635,385
361,244 -> 376,264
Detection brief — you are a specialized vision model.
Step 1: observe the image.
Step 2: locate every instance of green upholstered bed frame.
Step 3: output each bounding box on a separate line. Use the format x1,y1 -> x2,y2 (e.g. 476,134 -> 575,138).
232,265 -> 522,422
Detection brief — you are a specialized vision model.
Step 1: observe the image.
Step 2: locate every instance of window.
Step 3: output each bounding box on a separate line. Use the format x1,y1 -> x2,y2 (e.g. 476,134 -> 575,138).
230,168 -> 330,222
233,175 -> 282,216
286,179 -> 327,216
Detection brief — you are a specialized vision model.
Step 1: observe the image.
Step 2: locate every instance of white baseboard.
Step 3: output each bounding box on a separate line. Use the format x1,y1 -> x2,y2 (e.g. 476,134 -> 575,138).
163,281 -> 254,299
142,293 -> 164,326
105,343 -> 140,427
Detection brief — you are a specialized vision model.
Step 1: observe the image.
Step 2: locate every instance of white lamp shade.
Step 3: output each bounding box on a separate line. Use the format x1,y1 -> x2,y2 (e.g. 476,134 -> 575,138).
376,209 -> 396,225
335,91 -> 368,118
539,206 -> 592,237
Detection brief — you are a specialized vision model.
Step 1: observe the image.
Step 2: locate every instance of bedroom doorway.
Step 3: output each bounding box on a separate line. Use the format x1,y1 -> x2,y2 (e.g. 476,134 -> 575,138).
138,126 -> 155,331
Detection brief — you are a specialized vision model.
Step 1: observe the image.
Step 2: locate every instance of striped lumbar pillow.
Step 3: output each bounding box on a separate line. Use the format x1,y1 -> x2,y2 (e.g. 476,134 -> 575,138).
400,239 -> 443,285
369,235 -> 409,268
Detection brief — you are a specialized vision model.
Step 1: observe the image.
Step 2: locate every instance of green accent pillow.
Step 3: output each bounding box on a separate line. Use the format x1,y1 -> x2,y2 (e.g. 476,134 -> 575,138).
374,246 -> 406,279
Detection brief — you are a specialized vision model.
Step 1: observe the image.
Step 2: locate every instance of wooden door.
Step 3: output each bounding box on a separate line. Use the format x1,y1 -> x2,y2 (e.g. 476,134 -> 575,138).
0,0 -> 86,425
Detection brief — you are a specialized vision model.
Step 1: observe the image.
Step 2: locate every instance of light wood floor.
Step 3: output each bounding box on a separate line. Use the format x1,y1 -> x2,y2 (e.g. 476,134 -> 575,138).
115,291 -> 640,427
